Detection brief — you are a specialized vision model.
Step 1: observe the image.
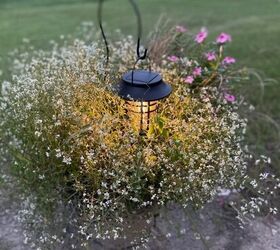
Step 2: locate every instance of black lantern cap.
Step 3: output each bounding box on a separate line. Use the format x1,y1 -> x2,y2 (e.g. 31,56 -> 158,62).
117,70 -> 172,101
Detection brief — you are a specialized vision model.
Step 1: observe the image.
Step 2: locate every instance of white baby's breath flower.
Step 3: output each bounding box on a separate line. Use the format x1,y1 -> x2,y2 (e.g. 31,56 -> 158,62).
62,156 -> 72,165
55,149 -> 62,158
35,131 -> 42,137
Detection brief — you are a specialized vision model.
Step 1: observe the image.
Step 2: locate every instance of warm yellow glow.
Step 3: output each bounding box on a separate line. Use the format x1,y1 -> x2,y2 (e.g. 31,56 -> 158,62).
126,100 -> 158,133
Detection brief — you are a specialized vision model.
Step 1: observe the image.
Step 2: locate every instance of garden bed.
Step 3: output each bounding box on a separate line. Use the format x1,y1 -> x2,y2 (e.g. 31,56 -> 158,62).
0,23 -> 279,249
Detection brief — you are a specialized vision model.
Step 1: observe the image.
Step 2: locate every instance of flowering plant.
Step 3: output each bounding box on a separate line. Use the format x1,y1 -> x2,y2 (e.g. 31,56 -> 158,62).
0,24 -> 279,248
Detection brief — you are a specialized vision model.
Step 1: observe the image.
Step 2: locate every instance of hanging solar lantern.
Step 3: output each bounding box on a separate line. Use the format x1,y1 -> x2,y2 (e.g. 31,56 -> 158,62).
118,70 -> 172,135
98,0 -> 172,134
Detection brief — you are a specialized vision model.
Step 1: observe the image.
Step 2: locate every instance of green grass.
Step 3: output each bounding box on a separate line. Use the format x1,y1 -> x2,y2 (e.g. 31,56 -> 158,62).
0,0 -> 279,163
0,0 -> 279,83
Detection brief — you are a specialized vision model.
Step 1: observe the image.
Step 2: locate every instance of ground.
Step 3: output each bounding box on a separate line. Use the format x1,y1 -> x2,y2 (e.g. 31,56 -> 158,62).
1,187 -> 280,249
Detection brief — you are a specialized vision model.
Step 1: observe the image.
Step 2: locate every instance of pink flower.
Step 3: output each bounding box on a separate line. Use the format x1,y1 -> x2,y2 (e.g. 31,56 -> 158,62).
176,25 -> 187,33
223,56 -> 236,65
167,55 -> 179,63
184,76 -> 194,84
216,32 -> 232,44
195,28 -> 208,44
193,67 -> 202,77
205,52 -> 216,61
224,93 -> 236,102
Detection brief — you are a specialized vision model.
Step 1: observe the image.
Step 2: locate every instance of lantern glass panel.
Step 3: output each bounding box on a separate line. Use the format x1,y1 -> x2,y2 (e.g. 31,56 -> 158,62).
126,100 -> 158,133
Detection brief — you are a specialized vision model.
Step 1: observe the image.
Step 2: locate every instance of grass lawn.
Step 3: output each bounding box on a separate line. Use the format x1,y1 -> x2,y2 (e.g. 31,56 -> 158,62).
0,0 -> 279,163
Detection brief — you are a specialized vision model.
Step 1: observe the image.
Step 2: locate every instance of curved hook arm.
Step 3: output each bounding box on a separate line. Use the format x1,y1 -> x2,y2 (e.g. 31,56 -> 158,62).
98,0 -> 110,66
128,0 -> 148,61
97,0 -> 148,68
